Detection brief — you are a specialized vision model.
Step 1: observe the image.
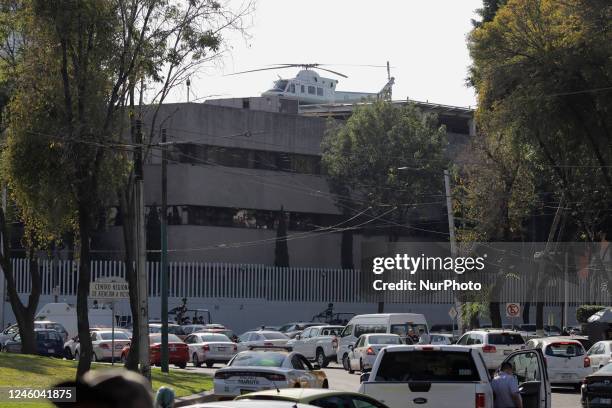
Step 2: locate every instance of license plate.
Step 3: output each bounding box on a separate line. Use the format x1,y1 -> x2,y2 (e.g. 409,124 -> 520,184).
238,377 -> 259,385
170,346 -> 176,351
560,373 -> 572,380
48,349 -> 55,353
115,345 -> 123,349
218,347 -> 226,351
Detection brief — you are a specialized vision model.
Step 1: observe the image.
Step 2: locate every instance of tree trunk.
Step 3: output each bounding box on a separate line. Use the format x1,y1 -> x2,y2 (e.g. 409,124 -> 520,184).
76,201 -> 93,378
489,302 -> 502,328
120,190 -> 140,371
340,230 -> 354,270
523,302 -> 530,324
0,210 -> 41,354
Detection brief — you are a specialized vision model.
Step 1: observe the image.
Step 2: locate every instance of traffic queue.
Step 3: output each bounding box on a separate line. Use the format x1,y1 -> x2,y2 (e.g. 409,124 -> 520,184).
2,311 -> 612,407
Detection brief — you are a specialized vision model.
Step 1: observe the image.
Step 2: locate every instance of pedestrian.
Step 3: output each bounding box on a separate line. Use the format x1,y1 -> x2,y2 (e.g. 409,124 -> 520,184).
491,362 -> 523,408
407,328 -> 418,343
417,328 -> 431,344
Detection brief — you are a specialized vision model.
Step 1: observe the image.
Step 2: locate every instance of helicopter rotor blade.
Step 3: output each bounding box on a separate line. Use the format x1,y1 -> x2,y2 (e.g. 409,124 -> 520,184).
313,67 -> 348,78
225,66 -> 296,76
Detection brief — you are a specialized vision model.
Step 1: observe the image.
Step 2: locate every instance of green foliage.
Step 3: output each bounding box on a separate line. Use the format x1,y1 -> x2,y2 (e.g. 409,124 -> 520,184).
322,101 -> 448,236
576,305 -> 606,324
468,0 -> 612,241
472,0 -> 508,27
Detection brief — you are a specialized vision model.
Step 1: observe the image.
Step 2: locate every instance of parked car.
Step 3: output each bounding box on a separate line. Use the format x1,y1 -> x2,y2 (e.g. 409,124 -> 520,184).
196,328 -> 238,343
430,332 -> 454,345
287,325 -> 343,367
213,349 -> 328,397
237,330 -> 289,351
182,402 -> 313,408
182,324 -> 207,335
2,329 -> 64,357
235,388 -> 389,408
149,323 -> 187,340
518,324 -> 561,339
581,363 -> 612,407
74,330 -> 131,362
526,336 -> 591,388
120,333 -> 189,368
337,313 -> 428,372
456,329 -> 525,371
347,333 -> 404,373
1,321 -> 69,346
359,344 -> 551,408
587,341 -> 612,371
64,326 -> 116,359
278,322 -> 322,339
184,332 -> 237,368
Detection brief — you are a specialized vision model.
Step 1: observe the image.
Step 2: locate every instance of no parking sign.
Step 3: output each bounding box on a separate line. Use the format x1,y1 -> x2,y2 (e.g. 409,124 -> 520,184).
506,303 -> 521,318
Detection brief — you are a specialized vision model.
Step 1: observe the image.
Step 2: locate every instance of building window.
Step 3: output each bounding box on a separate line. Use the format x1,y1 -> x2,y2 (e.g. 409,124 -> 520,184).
308,86 -> 316,95
316,87 -> 323,96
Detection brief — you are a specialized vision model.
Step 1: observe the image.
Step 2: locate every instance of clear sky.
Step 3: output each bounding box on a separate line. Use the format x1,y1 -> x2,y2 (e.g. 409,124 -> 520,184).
175,0 -> 482,108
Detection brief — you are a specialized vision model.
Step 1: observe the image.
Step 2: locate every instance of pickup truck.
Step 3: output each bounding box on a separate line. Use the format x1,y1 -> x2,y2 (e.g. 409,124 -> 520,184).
286,325 -> 343,368
358,345 -> 551,408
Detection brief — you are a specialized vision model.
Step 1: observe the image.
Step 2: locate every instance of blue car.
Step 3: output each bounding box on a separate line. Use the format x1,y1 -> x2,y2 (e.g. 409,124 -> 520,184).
1,328 -> 64,357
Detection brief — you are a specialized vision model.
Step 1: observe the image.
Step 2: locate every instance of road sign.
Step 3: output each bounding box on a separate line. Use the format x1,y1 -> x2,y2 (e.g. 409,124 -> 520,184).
506,303 -> 521,318
448,306 -> 458,320
90,277 -> 129,301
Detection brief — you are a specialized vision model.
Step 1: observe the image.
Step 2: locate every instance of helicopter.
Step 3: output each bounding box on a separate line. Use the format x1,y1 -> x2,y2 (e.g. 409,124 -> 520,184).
229,63 -> 395,105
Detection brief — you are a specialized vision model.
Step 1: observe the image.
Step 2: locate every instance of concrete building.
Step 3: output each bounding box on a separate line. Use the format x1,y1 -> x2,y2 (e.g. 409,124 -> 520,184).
93,96 -> 475,268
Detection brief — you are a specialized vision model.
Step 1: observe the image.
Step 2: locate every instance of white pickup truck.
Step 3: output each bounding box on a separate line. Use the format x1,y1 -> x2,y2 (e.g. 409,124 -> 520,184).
286,325 -> 343,368
358,345 -> 551,408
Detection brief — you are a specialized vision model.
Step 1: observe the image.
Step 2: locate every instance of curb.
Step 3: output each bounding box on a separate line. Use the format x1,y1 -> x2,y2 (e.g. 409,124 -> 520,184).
175,391 -> 216,407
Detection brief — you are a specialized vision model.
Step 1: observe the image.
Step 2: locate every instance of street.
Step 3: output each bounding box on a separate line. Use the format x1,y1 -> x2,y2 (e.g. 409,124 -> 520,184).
183,362 -> 582,408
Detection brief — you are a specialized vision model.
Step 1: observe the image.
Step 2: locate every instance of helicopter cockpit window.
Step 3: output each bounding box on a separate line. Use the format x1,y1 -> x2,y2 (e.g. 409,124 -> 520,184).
270,80 -> 288,92
289,83 -> 295,93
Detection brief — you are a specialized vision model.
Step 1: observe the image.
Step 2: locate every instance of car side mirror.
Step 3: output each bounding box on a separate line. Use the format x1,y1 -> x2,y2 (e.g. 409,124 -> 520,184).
360,373 -> 370,383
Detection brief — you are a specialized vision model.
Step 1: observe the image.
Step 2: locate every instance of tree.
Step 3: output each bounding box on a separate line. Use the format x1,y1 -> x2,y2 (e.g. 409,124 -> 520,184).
472,0 -> 508,27
274,206 -> 289,267
468,0 -> 612,328
322,101 -> 448,312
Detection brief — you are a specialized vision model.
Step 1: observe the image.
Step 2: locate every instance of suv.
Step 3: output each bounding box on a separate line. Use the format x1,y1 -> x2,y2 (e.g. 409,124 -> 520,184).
287,325 -> 343,367
456,330 -> 525,371
359,344 -> 551,408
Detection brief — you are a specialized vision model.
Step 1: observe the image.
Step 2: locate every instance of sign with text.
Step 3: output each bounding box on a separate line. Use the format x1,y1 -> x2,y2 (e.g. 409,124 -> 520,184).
90,278 -> 129,300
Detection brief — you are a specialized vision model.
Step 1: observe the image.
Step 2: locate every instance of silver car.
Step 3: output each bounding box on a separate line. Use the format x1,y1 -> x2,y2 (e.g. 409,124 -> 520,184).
185,332 -> 237,368
348,333 -> 403,373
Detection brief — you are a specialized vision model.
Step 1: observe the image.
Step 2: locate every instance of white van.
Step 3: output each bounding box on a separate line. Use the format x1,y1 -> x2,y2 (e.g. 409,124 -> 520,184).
337,313 -> 428,371
35,303 -> 118,339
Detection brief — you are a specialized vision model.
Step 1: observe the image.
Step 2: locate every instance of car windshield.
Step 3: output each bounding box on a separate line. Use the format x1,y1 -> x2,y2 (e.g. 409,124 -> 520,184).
36,331 -> 61,341
320,327 -> 343,336
150,334 -> 182,343
262,332 -> 288,340
368,335 -> 401,345
269,80 -> 288,92
390,323 -> 427,337
200,334 -> 231,342
545,342 -> 584,357
521,325 -> 536,331
598,364 -> 612,373
545,326 -> 561,332
231,352 -> 286,367
99,332 -> 129,340
375,351 -> 480,382
488,333 -> 525,345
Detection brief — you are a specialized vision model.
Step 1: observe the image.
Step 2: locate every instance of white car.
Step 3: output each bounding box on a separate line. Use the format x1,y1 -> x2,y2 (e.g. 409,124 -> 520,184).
526,337 -> 591,388
237,331 -> 289,351
184,332 -> 237,368
430,333 -> 454,345
347,333 -> 403,373
185,402 -> 314,408
359,344 -> 551,408
75,330 -> 131,362
287,325 -> 343,367
456,330 -> 525,370
587,341 -> 612,371
213,350 -> 328,397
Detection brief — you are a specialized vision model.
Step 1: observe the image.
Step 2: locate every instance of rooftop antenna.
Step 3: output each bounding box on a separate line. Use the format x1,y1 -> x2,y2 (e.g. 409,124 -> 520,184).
186,77 -> 191,103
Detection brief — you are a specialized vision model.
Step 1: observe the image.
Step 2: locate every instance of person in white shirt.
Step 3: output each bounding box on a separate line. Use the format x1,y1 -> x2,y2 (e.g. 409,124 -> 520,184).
417,328 -> 431,344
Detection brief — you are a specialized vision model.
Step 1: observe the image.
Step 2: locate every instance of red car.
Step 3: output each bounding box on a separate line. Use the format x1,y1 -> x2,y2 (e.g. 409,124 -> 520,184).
121,333 -> 189,368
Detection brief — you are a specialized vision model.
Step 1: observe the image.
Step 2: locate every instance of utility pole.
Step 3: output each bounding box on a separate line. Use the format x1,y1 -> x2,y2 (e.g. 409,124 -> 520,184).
0,185 -> 6,329
160,128 -> 169,373
444,169 -> 462,333
134,119 -> 151,380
